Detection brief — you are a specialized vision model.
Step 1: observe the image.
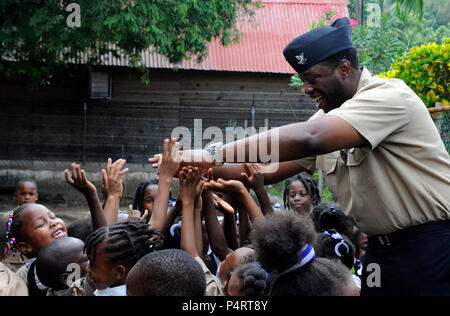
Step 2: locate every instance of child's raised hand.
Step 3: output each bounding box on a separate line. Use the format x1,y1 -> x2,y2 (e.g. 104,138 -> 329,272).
72,287 -> 84,296
204,178 -> 246,195
212,193 -> 235,216
107,158 -> 128,199
241,163 -> 265,191
128,204 -> 148,222
150,138 -> 182,179
65,163 -> 97,196
179,167 -> 205,204
101,159 -> 111,201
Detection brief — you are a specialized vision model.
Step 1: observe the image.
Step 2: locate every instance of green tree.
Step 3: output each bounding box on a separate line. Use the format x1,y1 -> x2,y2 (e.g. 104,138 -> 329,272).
0,0 -> 261,87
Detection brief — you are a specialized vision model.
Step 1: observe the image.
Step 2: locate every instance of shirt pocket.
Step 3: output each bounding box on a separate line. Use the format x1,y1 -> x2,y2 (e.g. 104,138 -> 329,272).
316,154 -> 339,194
346,146 -> 371,166
346,146 -> 376,193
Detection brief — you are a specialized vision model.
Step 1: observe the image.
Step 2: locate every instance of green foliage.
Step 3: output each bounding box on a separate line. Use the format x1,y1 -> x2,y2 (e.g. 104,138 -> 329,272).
0,0 -> 261,87
395,0 -> 423,22
351,12 -> 408,74
312,171 -> 336,202
379,39 -> 449,108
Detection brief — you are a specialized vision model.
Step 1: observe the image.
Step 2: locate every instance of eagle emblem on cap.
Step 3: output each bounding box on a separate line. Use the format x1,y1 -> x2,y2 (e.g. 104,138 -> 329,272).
295,53 -> 307,65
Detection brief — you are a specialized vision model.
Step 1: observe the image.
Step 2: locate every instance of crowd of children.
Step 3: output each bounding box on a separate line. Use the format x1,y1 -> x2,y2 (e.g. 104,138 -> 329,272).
1,138 -> 365,296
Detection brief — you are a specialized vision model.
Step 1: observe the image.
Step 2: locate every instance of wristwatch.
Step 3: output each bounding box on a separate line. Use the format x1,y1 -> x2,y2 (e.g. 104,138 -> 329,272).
205,142 -> 224,166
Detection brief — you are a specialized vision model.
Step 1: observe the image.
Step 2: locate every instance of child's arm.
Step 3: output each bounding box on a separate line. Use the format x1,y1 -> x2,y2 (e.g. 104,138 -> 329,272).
194,194 -> 203,258
205,179 -> 264,222
237,203 -> 251,247
103,158 -> 128,224
101,162 -> 110,209
161,199 -> 181,237
212,193 -> 239,251
202,189 -> 232,261
127,204 -> 149,221
241,163 -> 274,216
179,168 -> 204,257
148,138 -> 182,233
65,163 -> 107,231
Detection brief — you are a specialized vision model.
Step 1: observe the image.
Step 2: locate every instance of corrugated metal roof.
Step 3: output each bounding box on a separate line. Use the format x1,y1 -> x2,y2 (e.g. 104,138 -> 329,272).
100,0 -> 349,74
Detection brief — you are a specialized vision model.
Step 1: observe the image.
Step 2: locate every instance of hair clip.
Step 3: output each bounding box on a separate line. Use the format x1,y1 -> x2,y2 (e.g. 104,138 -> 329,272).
324,231 -> 349,258
258,264 -> 269,282
6,210 -> 14,240
334,240 -> 349,258
324,230 -> 342,240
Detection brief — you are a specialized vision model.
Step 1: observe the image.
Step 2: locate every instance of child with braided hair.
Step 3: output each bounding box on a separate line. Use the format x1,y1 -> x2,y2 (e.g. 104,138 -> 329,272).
84,220 -> 164,296
283,173 -> 321,215
252,212 -> 359,296
0,219 -> 28,296
314,229 -> 361,290
7,203 -> 68,296
2,178 -> 39,273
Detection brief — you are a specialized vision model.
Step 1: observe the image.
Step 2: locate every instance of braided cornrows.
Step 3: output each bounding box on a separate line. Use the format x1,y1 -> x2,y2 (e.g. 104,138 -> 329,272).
283,174 -> 321,209
8,203 -> 30,244
85,221 -> 164,269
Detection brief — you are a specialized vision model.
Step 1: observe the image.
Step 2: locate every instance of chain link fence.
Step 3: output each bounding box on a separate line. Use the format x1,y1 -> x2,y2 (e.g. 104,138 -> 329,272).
429,106 -> 450,153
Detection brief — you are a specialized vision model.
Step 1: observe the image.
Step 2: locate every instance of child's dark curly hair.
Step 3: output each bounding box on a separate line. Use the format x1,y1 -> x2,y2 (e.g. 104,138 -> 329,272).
7,204 -> 31,245
229,263 -> 270,296
314,229 -> 356,270
311,203 -> 354,238
251,212 -> 317,272
85,220 -> 164,270
283,174 -> 321,209
270,257 -> 354,296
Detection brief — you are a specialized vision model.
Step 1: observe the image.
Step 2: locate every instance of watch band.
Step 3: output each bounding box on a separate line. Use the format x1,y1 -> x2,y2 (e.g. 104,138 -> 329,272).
205,142 -> 224,166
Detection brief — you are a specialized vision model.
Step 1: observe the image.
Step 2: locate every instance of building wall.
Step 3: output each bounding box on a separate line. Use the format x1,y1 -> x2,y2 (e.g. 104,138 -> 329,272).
0,66 -> 316,166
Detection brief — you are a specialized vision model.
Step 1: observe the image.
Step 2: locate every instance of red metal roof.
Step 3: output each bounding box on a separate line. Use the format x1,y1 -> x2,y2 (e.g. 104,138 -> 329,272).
102,0 -> 349,74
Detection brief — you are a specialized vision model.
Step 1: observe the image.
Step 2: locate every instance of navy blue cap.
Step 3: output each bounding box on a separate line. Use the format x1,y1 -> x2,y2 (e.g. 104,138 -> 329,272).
283,18 -> 354,74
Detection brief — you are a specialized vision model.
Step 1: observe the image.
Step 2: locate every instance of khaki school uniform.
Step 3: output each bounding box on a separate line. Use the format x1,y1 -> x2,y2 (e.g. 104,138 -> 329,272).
194,256 -> 223,296
295,67 -> 450,237
0,262 -> 28,296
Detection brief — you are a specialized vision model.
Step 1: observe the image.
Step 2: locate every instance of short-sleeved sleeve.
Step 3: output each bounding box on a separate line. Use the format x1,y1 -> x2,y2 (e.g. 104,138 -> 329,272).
327,75 -> 411,150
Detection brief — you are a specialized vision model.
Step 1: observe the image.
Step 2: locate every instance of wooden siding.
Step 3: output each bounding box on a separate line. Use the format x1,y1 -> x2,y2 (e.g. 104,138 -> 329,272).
0,67 -> 316,165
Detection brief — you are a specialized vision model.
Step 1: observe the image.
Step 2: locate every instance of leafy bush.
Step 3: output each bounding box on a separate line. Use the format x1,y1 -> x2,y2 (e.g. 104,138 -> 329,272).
378,39 -> 449,108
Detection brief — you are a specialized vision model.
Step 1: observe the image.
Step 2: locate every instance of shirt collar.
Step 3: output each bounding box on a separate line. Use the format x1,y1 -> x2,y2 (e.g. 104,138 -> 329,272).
94,285 -> 127,296
356,67 -> 373,93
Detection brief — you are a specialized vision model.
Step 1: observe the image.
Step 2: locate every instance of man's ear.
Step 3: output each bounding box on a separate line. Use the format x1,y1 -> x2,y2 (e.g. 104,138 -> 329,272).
337,59 -> 352,79
16,241 -> 33,256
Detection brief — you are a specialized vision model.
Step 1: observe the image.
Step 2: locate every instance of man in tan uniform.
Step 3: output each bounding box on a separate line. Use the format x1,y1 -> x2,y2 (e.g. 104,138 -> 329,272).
152,17 -> 450,295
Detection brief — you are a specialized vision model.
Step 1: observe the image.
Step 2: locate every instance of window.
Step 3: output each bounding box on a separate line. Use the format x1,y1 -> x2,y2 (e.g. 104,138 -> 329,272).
89,72 -> 111,99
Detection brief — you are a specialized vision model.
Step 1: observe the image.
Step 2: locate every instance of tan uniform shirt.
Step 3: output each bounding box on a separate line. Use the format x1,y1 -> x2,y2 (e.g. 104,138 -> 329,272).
0,262 -> 28,296
194,256 -> 223,296
296,67 -> 450,236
